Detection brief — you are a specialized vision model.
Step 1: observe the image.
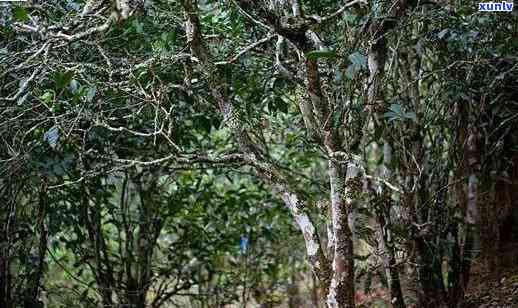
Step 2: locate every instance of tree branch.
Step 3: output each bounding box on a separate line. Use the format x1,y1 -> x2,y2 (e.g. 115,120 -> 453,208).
215,34 -> 276,65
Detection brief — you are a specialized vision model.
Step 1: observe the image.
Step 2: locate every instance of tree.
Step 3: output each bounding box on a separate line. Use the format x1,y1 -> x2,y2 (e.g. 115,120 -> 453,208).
1,0 -> 518,307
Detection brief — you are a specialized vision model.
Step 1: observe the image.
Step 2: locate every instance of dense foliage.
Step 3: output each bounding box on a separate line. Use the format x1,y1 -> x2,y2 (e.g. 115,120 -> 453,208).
1,0 -> 517,307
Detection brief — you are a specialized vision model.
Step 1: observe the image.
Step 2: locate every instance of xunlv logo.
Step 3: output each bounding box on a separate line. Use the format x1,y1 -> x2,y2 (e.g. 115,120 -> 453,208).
479,1 -> 514,11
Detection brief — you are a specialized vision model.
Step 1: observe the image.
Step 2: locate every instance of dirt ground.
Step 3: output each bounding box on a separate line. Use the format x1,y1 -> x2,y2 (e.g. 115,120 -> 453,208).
462,263 -> 518,308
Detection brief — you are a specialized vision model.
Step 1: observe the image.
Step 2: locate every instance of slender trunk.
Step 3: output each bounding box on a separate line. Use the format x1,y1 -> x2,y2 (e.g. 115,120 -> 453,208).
447,100 -> 485,307
128,181 -> 153,307
376,196 -> 405,308
471,129 -> 500,276
126,280 -> 146,308
327,160 -> 356,308
448,222 -> 475,308
312,273 -> 321,308
0,256 -> 7,308
24,182 -> 48,308
376,142 -> 406,308
280,188 -> 332,299
0,183 -> 13,308
414,241 -> 447,308
367,19 -> 406,306
412,179 -> 447,308
81,183 -> 114,306
478,176 -> 499,276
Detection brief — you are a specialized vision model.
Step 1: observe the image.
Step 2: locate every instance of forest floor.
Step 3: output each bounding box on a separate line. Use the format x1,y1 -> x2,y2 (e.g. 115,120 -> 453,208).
463,257 -> 518,307
354,258 -> 518,308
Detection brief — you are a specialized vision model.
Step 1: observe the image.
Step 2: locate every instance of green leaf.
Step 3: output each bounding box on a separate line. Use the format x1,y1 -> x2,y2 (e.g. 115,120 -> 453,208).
306,50 -> 337,60
40,90 -> 55,103
69,79 -> 80,94
345,51 -> 367,78
383,104 -> 416,122
342,11 -> 358,24
348,51 -> 366,68
132,19 -> 144,34
383,111 -> 398,122
345,64 -> 357,79
160,32 -> 168,42
43,126 -> 60,148
334,70 -> 343,82
437,29 -> 449,40
388,104 -> 402,115
54,71 -> 74,91
13,7 -> 30,23
404,111 -> 417,122
85,87 -> 96,102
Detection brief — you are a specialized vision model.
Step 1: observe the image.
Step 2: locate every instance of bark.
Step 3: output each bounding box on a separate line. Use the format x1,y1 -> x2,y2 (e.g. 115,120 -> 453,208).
448,222 -> 475,308
447,101 -> 473,307
478,176 -> 499,276
0,256 -> 8,308
465,126 -> 496,275
280,188 -> 332,297
24,182 -> 48,308
274,35 -> 321,141
0,183 -> 14,308
289,0 -> 302,17
184,0 -> 265,161
375,143 -> 405,308
414,242 -> 447,308
326,160 -> 357,308
306,57 -> 327,127
129,177 -> 163,308
410,174 -> 448,308
120,175 -> 137,306
80,183 -> 114,306
327,213 -> 336,259
312,273 -> 321,308
408,182 -> 447,308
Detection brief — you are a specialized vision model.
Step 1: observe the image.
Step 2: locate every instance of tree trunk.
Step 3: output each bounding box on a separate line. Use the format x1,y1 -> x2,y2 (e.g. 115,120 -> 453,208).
0,256 -> 8,308
375,142 -> 406,308
478,176 -> 499,277
367,23 -> 406,308
447,101 -> 474,307
312,273 -> 321,308
0,183 -> 13,308
287,272 -> 302,308
280,189 -> 332,299
376,198 -> 405,308
24,182 -> 48,308
413,237 -> 447,308
81,182 -> 115,307
448,222 -> 475,308
326,160 -> 356,308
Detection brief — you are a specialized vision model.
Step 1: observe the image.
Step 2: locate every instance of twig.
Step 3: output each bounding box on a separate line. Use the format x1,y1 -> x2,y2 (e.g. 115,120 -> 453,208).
107,153 -> 247,167
317,0 -> 368,23
364,175 -> 402,193
215,34 -> 276,65
2,66 -> 43,103
52,15 -> 114,41
229,0 -> 273,31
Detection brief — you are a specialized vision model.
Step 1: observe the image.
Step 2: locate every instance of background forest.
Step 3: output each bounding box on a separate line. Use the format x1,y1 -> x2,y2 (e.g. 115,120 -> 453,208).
1,0 -> 518,307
